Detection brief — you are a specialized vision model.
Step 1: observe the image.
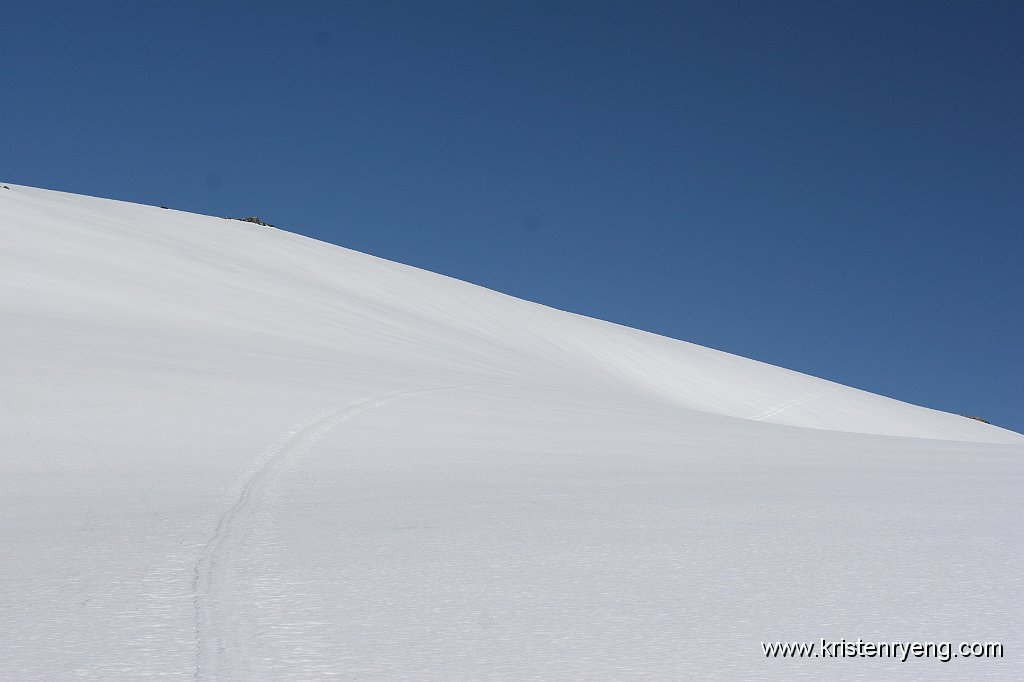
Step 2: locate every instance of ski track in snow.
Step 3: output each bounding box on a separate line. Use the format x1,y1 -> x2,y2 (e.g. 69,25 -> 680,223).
191,385 -> 464,681
748,388 -> 834,422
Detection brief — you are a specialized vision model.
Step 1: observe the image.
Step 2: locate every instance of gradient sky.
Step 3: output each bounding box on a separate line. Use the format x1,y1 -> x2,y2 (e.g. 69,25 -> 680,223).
2,0 -> 1021,432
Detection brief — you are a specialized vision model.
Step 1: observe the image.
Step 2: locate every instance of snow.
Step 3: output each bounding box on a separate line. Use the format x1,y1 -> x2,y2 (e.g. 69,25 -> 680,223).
1,182 -> 1021,680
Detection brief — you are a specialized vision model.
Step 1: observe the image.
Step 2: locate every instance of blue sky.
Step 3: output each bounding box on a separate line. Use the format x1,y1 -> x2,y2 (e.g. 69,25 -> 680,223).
2,1 -> 1021,432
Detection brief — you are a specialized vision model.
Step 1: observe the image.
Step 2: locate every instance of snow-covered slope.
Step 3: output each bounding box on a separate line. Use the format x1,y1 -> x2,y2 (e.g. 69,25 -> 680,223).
1,183 -> 1021,680
2,183 -> 1016,444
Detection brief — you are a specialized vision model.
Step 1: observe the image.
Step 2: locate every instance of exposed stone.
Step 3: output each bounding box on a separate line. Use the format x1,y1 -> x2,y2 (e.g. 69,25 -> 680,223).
228,216 -> 275,227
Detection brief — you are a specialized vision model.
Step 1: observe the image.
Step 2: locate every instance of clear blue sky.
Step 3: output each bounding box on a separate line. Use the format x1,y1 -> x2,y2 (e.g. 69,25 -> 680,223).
3,1 -> 1021,432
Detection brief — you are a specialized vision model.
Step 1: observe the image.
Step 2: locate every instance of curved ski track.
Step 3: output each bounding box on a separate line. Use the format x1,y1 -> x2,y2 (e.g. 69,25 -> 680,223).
191,385 -> 462,680
748,388 -> 834,422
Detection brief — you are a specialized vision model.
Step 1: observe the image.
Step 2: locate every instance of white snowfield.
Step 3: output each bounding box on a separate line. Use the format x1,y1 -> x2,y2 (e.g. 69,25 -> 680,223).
1,183 -> 1020,681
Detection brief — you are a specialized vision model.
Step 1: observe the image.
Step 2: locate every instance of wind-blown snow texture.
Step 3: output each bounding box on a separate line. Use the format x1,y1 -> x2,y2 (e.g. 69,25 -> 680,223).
1,183 -> 1021,680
